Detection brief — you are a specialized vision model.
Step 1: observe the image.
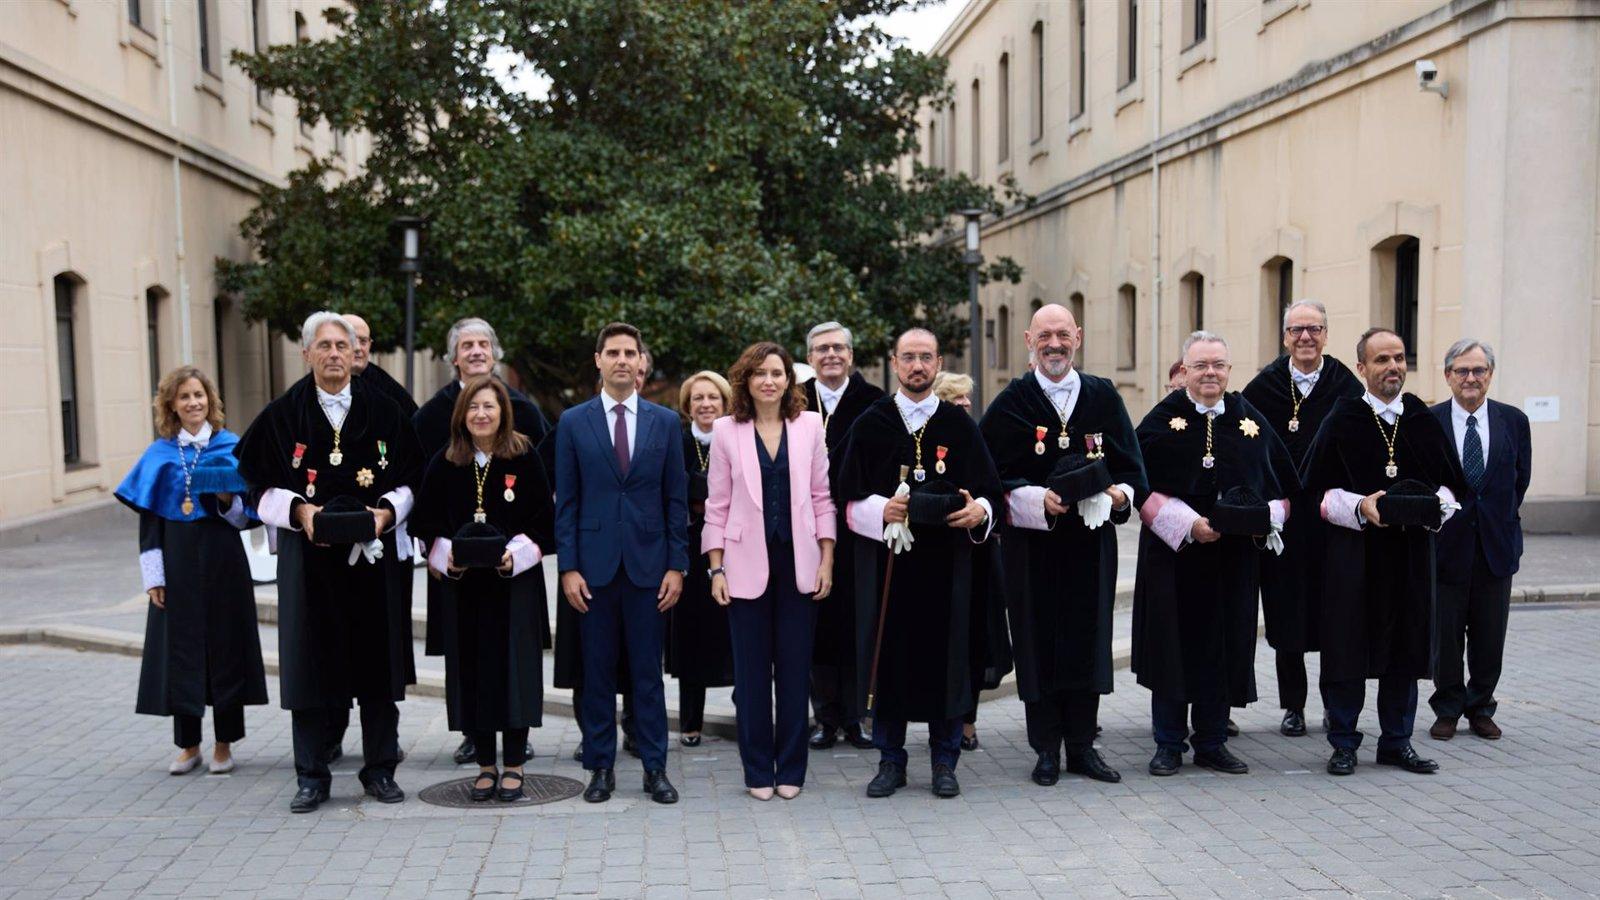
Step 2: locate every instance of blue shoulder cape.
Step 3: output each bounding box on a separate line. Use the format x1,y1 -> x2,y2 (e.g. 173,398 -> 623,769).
115,429 -> 258,523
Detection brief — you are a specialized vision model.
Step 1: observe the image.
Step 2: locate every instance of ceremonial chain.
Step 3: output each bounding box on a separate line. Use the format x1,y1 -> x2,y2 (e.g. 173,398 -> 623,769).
318,402 -> 345,466
692,437 -> 708,472
178,442 -> 198,516
1201,412 -> 1217,469
1051,393 -> 1072,450
1287,370 -> 1304,433
1370,406 -> 1401,479
895,405 -> 929,482
472,458 -> 491,522
815,392 -> 833,452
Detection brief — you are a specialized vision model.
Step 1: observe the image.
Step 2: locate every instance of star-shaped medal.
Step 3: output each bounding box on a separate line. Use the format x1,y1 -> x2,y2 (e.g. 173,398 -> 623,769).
1239,418 -> 1260,438
1169,417 -> 1188,432
355,467 -> 375,488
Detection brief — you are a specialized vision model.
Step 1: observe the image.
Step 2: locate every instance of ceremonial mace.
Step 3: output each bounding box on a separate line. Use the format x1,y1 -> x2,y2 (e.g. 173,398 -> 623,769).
865,465 -> 909,717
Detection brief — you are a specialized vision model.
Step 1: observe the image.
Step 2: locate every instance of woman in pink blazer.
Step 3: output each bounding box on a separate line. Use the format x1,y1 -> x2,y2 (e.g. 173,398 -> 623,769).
702,341 -> 837,800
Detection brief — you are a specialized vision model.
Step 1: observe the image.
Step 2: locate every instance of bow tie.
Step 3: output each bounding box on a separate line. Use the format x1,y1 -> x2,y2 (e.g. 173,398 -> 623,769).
1193,401 -> 1224,417
319,388 -> 351,409
1291,370 -> 1319,386
177,427 -> 210,448
1372,399 -> 1403,417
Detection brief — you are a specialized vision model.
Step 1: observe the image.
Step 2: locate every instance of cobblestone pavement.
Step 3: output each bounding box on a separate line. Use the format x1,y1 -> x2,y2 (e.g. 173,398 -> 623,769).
2,603 -> 1597,899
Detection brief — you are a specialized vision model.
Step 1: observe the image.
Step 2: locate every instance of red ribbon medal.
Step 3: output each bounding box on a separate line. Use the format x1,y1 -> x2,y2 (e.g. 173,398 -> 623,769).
934,445 -> 948,475
305,468 -> 318,498
503,474 -> 517,503
292,442 -> 307,469
1033,426 -> 1048,456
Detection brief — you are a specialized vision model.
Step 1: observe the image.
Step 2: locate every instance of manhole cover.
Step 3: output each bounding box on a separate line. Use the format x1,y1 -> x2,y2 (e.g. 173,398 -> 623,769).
417,773 -> 585,809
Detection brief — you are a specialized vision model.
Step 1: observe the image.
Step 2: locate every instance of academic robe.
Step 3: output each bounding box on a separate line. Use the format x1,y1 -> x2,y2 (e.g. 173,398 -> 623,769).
665,429 -> 735,687
836,397 -> 1005,723
117,431 -> 268,719
414,377 -> 552,656
234,374 -> 423,709
980,371 -> 1148,701
1131,390 -> 1294,706
1298,393 -> 1466,682
803,372 -> 884,720
409,449 -> 553,731
360,362 -> 419,418
1241,355 -> 1362,654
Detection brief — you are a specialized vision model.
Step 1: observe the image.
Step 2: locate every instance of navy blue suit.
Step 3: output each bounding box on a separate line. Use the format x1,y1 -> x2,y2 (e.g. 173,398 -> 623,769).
555,394 -> 689,771
1429,398 -> 1531,721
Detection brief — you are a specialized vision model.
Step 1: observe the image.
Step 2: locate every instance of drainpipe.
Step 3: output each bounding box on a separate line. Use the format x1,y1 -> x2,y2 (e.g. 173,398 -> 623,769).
1147,0 -> 1163,399
162,0 -> 193,363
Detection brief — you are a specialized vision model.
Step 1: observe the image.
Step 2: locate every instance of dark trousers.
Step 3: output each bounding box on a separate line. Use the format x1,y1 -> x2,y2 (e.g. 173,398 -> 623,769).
173,706 -> 245,749
1276,650 -> 1309,711
324,704 -> 402,759
470,729 -> 529,767
578,577 -> 668,771
727,538 -> 816,788
1151,694 -> 1229,754
1322,675 -> 1417,752
874,716 -> 964,770
1430,547 -> 1512,720
810,664 -> 850,731
678,683 -> 706,734
291,702 -> 400,791
1025,690 -> 1100,755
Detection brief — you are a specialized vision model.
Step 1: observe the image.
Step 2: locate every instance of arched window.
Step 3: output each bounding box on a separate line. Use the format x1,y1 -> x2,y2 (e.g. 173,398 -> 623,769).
928,119 -> 939,168
1372,236 -> 1420,364
996,304 -> 1011,369
1260,256 -> 1293,363
997,53 -> 1011,163
54,273 -> 88,465
970,78 -> 982,177
146,286 -> 169,407
1030,21 -> 1045,142
1117,285 -> 1137,370
1071,0 -> 1087,119
1068,292 -> 1085,350
1179,271 -> 1204,337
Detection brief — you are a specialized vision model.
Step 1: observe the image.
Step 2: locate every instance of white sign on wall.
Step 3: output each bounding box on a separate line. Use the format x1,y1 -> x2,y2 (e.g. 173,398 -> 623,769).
1524,396 -> 1560,423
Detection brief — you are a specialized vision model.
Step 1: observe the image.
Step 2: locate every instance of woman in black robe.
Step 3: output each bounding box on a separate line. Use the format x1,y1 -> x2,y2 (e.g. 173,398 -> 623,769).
667,371 -> 736,746
410,376 -> 554,802
116,366 -> 266,775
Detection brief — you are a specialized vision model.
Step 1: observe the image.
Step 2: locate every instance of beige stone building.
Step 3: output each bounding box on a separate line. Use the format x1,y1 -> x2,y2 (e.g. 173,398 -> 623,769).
1,0 -> 444,533
918,0 -> 1599,518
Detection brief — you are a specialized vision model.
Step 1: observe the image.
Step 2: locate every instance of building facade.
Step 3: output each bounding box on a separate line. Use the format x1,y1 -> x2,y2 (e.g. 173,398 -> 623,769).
1,0 -> 445,529
917,0 -> 1599,503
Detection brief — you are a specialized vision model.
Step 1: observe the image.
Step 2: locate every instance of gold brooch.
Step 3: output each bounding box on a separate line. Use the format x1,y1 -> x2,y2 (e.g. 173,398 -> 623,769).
1239,419 -> 1260,438
1169,417 -> 1188,432
355,467 -> 375,488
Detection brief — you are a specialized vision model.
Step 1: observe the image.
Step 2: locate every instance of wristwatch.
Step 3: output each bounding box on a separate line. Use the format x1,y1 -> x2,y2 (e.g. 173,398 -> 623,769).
708,566 -> 726,578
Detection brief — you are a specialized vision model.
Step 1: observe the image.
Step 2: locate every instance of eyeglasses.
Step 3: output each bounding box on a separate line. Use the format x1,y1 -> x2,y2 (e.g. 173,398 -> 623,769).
1285,325 -> 1326,337
895,352 -> 936,365
1448,366 -> 1490,379
1185,361 -> 1231,373
810,342 -> 849,355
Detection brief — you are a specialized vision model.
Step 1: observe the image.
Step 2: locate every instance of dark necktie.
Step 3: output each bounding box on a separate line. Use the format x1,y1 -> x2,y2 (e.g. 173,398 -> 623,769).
613,404 -> 630,476
1463,413 -> 1484,493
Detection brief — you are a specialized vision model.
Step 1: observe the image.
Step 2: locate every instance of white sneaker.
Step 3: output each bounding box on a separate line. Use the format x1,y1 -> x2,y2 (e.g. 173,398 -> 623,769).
169,752 -> 200,775
208,754 -> 235,775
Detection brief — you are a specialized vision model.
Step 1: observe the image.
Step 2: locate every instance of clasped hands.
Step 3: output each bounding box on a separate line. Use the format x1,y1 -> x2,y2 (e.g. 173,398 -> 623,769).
293,500 -> 392,545
881,489 -> 988,529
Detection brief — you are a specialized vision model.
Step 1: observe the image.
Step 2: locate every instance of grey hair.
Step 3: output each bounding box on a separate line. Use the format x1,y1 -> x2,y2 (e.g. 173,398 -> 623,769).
300,310 -> 355,350
445,317 -> 505,368
1443,338 -> 1496,372
807,321 -> 854,349
1181,330 -> 1229,357
1282,299 -> 1328,330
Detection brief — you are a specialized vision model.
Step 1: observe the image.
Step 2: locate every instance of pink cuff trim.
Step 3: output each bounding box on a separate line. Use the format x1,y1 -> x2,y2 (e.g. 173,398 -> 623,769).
1147,495 -> 1200,552
1321,489 -> 1365,531
506,533 -> 542,577
427,537 -> 452,576
1008,486 -> 1050,531
1269,499 -> 1289,527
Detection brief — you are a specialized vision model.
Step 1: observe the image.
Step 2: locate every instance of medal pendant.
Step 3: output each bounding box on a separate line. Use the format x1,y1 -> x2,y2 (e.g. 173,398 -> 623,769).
291,456 -> 302,469
1385,462 -> 1399,479
473,510 -> 487,524
181,499 -> 195,516
1034,441 -> 1046,456
1288,417 -> 1300,433
305,484 -> 316,498
913,466 -> 927,483
378,458 -> 389,470
1057,433 -> 1070,450
934,460 -> 946,475
1202,454 -> 1216,470
503,488 -> 515,502
292,442 -> 306,469
328,450 -> 343,467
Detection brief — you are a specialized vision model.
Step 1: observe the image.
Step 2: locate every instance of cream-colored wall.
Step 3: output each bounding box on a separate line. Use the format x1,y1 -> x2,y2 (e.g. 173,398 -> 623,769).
925,0 -> 1599,498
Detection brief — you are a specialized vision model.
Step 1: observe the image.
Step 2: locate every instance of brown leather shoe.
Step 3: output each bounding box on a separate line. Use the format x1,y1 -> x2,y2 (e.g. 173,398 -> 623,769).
1428,717 -> 1458,740
1468,715 -> 1502,740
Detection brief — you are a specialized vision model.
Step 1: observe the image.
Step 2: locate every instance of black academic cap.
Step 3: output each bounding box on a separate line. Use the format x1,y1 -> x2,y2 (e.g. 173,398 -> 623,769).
907,479 -> 967,526
1047,452 -> 1113,505
311,495 -> 377,545
451,520 -> 508,569
1209,486 -> 1271,537
1376,478 -> 1442,529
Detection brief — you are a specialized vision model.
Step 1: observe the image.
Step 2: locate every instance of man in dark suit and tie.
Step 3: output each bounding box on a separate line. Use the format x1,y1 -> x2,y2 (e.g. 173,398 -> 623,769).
555,322 -> 689,803
1429,339 -> 1532,741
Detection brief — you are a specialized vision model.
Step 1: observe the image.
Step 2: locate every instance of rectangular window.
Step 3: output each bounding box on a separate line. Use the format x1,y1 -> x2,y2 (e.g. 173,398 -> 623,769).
1120,0 -> 1138,87
984,318 -> 996,370
1030,21 -> 1044,143
213,299 -> 229,405
946,100 -> 957,172
997,54 -> 1010,163
128,0 -> 150,31
1277,258 -> 1293,324
1117,285 -> 1137,370
146,289 -> 162,400
198,0 -> 218,75
1186,0 -> 1208,48
928,120 -> 939,168
1395,237 -> 1420,364
1071,0 -> 1086,119
55,277 -> 81,465
969,80 -> 981,177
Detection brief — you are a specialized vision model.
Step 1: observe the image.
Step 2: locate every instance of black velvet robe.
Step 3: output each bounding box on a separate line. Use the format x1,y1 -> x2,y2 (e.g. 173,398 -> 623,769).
803,372 -> 884,721
836,396 -> 1005,723
234,374 -> 422,709
1298,393 -> 1466,682
414,377 -> 551,656
1241,355 -> 1363,655
980,371 -> 1148,701
665,429 -> 735,687
410,449 -> 553,731
1131,390 -> 1294,706
359,362 -> 419,418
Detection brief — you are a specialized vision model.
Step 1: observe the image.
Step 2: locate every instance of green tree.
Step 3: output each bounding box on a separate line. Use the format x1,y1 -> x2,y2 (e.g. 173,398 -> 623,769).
221,0 -> 1024,409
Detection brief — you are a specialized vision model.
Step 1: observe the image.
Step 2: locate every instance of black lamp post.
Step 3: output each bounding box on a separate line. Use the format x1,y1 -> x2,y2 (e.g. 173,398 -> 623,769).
394,216 -> 424,393
960,208 -> 986,412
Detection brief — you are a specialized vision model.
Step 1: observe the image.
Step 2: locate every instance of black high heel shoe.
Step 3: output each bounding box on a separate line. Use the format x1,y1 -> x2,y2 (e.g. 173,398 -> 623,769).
498,770 -> 525,802
680,733 -> 702,748
470,769 -> 497,803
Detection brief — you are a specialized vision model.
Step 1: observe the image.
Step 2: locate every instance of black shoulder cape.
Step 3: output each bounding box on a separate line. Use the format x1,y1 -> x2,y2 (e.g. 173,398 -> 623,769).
359,362 -> 419,418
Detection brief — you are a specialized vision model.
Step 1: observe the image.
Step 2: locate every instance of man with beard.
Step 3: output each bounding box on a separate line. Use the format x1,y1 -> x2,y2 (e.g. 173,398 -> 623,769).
413,317 -> 551,765
343,314 -> 418,417
1241,300 -> 1362,737
802,321 -> 884,751
980,303 -> 1145,786
1133,331 -> 1295,777
235,312 -> 422,812
836,328 -> 1004,799
1299,328 -> 1465,776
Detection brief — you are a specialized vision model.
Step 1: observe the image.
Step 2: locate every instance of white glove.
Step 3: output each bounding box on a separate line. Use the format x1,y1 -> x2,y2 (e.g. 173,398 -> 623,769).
348,539 -> 385,566
1076,492 -> 1113,530
883,479 -> 914,555
1264,522 -> 1285,556
1437,488 -> 1461,527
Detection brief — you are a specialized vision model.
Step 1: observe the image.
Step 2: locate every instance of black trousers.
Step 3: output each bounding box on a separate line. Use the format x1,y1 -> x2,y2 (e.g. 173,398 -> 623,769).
1322,675 -> 1416,752
292,702 -> 400,791
1430,546 -> 1512,720
173,706 -> 245,749
678,683 -> 706,734
1276,650 -> 1309,711
470,729 -> 529,767
810,663 -> 850,731
1024,690 -> 1100,754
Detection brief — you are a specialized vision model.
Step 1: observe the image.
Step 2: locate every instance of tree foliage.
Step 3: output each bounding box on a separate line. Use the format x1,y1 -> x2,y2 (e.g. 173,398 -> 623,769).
221,0 -> 1025,408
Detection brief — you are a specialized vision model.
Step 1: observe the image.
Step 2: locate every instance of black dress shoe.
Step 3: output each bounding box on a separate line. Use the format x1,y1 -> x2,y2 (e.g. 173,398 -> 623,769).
290,785 -> 328,813
809,725 -> 839,750
583,768 -> 615,803
526,742 -> 536,759
643,770 -> 679,804
1066,747 -> 1122,783
1376,745 -> 1439,774
1194,746 -> 1249,774
845,724 -> 875,750
931,764 -> 960,798
452,736 -> 477,766
1280,709 -> 1307,737
497,770 -> 525,802
1225,718 -> 1240,737
1327,747 -> 1358,776
363,774 -> 405,804
866,761 -> 906,798
470,770 -> 497,803
1031,752 -> 1061,786
1148,747 -> 1182,776
572,745 -> 584,763
622,733 -> 641,758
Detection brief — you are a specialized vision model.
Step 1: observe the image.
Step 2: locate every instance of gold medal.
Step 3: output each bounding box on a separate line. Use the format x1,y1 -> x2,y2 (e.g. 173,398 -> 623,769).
1034,425 -> 1048,456
181,499 -> 195,516
1369,404 -> 1403,481
1288,417 -> 1300,433
473,510 -> 487,523
1057,433 -> 1070,450
934,446 -> 948,475
1201,412 -> 1216,470
328,450 -> 344,467
1385,463 -> 1399,479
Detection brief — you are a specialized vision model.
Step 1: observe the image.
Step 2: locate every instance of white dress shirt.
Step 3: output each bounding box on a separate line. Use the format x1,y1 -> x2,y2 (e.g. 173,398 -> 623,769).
1363,392 -> 1404,425
601,390 -> 639,459
892,391 -> 940,431
317,383 -> 352,430
1035,368 -> 1080,421
691,422 -> 713,446
846,391 -> 993,542
815,379 -> 847,416
177,422 -> 214,447
1290,357 -> 1324,398
1450,398 -> 1490,462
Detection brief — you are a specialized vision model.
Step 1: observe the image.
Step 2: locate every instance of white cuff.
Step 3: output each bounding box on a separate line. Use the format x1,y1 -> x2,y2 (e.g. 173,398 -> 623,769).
1269,499 -> 1288,528
139,548 -> 165,591
1007,485 -> 1051,531
220,495 -> 251,529
380,486 -> 414,529
971,498 -> 995,542
1113,483 -> 1136,511
427,537 -> 452,576
1142,495 -> 1200,552
258,487 -> 302,531
505,533 -> 543,577
1322,488 -> 1366,531
847,495 -> 889,541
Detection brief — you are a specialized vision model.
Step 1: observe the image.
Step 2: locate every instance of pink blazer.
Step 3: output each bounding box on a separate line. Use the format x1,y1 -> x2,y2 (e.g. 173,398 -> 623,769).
701,411 -> 837,599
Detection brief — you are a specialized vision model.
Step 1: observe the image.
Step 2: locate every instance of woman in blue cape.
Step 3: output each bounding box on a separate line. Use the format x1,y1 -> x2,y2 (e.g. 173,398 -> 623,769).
116,366 -> 267,775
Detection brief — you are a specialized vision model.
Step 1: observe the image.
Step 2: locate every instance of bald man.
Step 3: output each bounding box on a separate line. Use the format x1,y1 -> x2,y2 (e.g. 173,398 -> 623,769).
344,314 -> 418,417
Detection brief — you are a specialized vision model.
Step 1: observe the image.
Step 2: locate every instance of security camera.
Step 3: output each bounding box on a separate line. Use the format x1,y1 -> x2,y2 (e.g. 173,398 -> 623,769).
1416,59 -> 1448,98
1415,60 -> 1437,82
